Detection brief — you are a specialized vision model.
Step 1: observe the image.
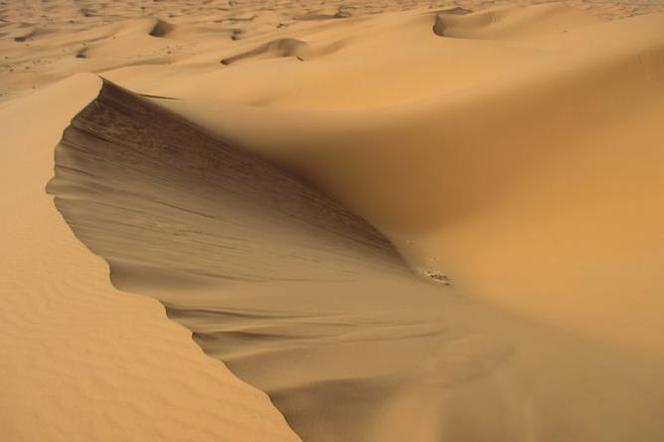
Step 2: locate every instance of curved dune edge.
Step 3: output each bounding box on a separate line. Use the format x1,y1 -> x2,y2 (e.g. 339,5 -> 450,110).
44,73 -> 664,442
0,74 -> 299,442
144,8 -> 664,355
47,79 -> 404,284
4,4 -> 664,442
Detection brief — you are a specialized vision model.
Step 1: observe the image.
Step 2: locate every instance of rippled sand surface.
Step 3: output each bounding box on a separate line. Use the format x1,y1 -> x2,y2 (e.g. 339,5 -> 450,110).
2,1 -> 664,441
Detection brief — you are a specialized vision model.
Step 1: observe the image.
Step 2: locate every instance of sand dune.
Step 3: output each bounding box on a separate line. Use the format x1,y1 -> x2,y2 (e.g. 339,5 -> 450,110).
3,1 -> 664,441
47,79 -> 402,282
0,74 -> 298,442
221,38 -> 309,64
44,74 -> 664,442
146,6 -> 664,352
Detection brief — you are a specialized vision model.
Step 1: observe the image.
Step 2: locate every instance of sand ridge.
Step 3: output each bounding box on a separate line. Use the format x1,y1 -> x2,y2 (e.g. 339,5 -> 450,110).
0,74 -> 299,442
2,1 -> 664,442
2,0 -> 663,101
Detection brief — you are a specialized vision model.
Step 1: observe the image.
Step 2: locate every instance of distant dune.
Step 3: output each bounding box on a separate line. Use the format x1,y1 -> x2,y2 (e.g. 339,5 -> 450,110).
2,1 -> 664,442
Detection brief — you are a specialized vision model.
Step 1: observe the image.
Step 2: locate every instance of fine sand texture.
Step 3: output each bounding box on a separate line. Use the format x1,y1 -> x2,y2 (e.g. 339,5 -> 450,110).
2,1 -> 664,442
0,75 -> 299,442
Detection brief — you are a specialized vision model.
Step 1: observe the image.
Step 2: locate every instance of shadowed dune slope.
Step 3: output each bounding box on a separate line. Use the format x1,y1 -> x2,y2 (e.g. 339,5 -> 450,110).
47,74 -> 664,442
0,74 -> 300,442
3,2 -> 664,442
147,7 -> 664,354
433,3 -> 597,38
47,80 -> 402,284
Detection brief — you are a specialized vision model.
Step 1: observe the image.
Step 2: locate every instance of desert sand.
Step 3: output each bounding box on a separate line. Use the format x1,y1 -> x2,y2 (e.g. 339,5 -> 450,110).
2,1 -> 664,441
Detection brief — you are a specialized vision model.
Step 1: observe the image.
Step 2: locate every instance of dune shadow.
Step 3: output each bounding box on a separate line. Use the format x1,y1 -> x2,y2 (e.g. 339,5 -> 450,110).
46,79 -> 664,442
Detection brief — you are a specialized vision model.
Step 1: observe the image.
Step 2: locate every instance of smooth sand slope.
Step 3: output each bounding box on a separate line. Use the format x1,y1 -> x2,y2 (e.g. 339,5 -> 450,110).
46,76 -> 664,442
2,1 -> 664,442
0,75 -> 299,442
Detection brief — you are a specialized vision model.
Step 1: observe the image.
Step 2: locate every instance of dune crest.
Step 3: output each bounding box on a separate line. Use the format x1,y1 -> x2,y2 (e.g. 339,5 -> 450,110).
221,38 -> 309,65
3,2 -> 664,442
47,68 -> 664,442
47,79 -> 402,284
0,74 -> 299,442
148,7 -> 664,354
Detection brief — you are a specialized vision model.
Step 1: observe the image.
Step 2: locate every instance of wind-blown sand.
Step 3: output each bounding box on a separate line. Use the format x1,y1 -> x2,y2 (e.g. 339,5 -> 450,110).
2,1 -> 664,441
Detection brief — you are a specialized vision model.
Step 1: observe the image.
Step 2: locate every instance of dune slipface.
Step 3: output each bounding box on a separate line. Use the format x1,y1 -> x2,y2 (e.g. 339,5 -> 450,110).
47,80 -> 402,283
48,77 -> 664,441
3,1 -> 664,441
0,74 -> 300,442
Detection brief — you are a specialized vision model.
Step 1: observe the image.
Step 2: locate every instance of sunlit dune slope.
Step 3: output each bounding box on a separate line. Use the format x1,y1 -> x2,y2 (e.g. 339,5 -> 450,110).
2,2 -> 664,442
0,74 -> 299,442
142,6 -> 664,353
47,80 -> 403,284
47,74 -> 664,442
45,6 -> 664,439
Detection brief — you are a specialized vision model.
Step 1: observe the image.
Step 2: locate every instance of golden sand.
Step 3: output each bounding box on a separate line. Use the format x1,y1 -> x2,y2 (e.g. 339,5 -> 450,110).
2,1 -> 664,441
